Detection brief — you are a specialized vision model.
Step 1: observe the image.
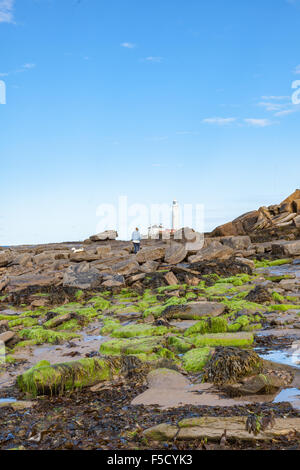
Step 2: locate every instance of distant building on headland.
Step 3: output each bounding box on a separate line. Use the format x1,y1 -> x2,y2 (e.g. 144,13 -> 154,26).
146,199 -> 180,239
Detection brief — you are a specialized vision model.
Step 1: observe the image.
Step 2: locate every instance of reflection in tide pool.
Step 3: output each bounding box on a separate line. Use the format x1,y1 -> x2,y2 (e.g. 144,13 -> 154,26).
259,348 -> 300,368
273,388 -> 300,410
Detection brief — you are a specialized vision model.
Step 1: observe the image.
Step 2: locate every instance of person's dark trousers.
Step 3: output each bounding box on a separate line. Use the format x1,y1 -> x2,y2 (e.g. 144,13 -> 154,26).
133,243 -> 140,254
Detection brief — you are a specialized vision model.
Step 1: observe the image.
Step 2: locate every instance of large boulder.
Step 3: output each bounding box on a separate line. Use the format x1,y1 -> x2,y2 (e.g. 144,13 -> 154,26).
272,240 -> 300,256
136,246 -> 166,263
0,250 -> 13,268
139,260 -> 159,273
63,264 -> 102,289
89,230 -> 118,242
188,241 -> 234,263
211,211 -> 259,237
220,236 -> 251,251
6,272 -> 62,293
164,242 -> 187,264
111,258 -> 140,276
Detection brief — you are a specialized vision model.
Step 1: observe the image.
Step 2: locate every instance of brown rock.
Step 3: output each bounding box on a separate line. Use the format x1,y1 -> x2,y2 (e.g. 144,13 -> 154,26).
0,250 -> 13,268
0,331 -> 15,344
164,242 -> 187,264
188,242 -> 234,263
139,260 -> 159,273
164,271 -> 179,286
136,246 -> 166,263
111,259 -> 140,275
220,236 -> 251,250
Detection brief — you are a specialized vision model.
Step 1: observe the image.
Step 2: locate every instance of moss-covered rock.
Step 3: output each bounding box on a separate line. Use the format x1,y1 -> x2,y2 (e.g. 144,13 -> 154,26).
18,327 -> 80,345
17,357 -> 120,396
184,317 -> 228,336
100,337 -> 175,361
182,347 -> 212,372
192,332 -> 254,348
111,323 -> 172,338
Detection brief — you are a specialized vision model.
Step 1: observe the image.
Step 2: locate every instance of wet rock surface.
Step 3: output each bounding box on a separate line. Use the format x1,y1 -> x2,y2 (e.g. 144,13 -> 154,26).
1,226 -> 300,450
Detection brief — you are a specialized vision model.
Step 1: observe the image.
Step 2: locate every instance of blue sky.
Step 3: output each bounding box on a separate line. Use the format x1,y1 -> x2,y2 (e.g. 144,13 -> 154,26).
1,0 -> 300,245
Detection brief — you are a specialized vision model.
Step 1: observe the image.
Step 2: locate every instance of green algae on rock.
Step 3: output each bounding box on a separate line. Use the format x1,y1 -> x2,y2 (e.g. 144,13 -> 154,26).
18,327 -> 80,345
17,357 -> 120,396
111,323 -> 173,338
100,337 -> 175,361
182,347 -> 212,372
192,332 -> 254,348
184,317 -> 228,336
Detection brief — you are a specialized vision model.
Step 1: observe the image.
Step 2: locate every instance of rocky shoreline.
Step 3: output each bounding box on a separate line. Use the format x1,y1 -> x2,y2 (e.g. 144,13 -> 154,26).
1,195 -> 300,450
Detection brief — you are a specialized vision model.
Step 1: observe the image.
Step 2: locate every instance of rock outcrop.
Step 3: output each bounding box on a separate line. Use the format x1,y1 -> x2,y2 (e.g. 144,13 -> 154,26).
211,189 -> 300,238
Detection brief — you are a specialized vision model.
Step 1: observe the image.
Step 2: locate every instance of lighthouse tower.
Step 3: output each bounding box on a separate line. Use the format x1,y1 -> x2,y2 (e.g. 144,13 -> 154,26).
172,200 -> 180,231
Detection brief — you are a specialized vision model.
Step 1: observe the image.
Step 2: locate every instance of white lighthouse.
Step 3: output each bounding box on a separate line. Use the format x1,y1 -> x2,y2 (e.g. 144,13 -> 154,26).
172,200 -> 180,231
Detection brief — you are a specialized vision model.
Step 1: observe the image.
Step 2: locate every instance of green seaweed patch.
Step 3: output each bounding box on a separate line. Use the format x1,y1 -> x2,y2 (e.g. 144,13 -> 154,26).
8,317 -> 39,328
17,358 -> 115,397
100,318 -> 121,335
184,317 -> 228,337
100,337 -> 175,360
221,298 -> 267,314
18,327 -> 80,345
111,324 -> 172,338
192,332 -> 254,348
182,347 -> 212,372
255,258 -> 292,268
269,304 -> 300,312
167,336 -> 194,353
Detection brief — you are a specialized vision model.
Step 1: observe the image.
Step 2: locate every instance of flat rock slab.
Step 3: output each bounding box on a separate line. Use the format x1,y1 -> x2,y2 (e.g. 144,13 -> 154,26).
164,302 -> 226,320
131,368 -> 275,409
0,331 -> 15,344
0,401 -> 35,411
144,417 -> 300,442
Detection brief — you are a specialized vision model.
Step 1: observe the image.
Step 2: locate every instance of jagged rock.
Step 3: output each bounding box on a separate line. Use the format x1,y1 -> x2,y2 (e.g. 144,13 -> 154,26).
111,259 -> 140,275
136,246 -> 166,263
294,215 -> 300,228
33,252 -> 57,265
164,242 -> 187,264
245,285 -> 272,304
63,264 -> 102,289
102,275 -> 125,287
6,272 -> 62,293
70,250 -> 100,262
235,257 -> 255,270
164,271 -> 179,286
0,250 -> 13,268
139,260 -> 159,273
220,236 -> 251,250
89,230 -> 118,242
188,241 -> 234,263
211,211 -> 259,237
0,276 -> 9,291
12,253 -> 33,266
272,240 -> 300,256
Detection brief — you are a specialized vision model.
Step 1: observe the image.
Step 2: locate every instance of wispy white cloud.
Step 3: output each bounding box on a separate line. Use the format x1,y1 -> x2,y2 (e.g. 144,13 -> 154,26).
121,42 -> 136,49
0,63 -> 36,77
0,0 -> 14,24
244,118 -> 273,127
202,117 -> 236,125
144,56 -> 163,63
261,95 -> 289,100
22,63 -> 36,70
